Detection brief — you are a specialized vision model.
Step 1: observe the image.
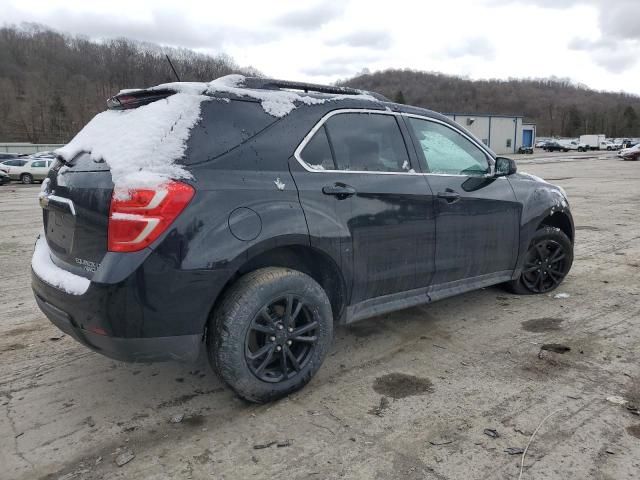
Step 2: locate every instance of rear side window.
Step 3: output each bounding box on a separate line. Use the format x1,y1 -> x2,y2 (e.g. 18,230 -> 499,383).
325,113 -> 410,172
184,99 -> 279,164
5,159 -> 26,166
300,126 -> 335,170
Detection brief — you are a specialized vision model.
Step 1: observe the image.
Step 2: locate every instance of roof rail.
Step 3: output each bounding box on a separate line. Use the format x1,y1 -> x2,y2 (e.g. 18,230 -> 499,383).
240,77 -> 389,102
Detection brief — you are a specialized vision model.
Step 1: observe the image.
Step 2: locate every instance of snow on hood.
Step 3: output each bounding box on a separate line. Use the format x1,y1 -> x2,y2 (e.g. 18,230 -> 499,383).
58,75 -> 377,195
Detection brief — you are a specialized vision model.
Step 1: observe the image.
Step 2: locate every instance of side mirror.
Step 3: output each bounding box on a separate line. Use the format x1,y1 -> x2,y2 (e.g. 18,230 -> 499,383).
494,157 -> 517,177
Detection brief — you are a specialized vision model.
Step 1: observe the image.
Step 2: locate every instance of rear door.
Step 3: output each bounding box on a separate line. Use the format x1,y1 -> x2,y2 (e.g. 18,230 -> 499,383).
404,115 -> 520,285
290,110 -> 436,304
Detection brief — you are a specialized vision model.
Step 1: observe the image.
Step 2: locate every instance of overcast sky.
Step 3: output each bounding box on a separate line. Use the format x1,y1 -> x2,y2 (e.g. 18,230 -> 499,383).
2,0 -> 639,94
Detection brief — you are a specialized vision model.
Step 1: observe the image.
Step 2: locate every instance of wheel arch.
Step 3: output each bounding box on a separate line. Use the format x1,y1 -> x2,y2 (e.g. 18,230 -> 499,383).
208,244 -> 347,329
538,211 -> 574,242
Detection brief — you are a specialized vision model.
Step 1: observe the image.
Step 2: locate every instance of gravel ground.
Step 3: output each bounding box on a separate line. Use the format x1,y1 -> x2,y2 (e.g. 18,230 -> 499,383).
1,153 -> 639,480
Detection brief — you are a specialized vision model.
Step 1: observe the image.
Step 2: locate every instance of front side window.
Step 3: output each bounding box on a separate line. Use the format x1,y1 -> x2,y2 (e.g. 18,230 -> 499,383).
31,161 -> 45,168
325,113 -> 410,172
408,118 -> 490,176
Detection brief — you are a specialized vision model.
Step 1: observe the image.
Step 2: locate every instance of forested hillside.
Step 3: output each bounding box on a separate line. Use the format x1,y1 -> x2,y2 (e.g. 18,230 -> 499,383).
2,25 -> 639,143
0,25 -> 245,143
343,69 -> 640,137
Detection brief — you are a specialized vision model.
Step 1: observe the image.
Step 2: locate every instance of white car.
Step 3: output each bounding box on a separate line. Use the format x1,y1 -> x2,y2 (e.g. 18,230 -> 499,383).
7,159 -> 54,184
557,140 -> 581,151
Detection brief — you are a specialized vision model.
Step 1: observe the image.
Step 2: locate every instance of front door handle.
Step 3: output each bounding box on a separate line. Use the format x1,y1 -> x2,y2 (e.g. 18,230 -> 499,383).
322,184 -> 356,199
437,189 -> 461,203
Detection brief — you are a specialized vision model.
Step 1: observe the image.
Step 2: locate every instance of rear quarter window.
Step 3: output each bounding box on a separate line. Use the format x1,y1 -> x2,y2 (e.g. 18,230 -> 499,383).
183,99 -> 279,164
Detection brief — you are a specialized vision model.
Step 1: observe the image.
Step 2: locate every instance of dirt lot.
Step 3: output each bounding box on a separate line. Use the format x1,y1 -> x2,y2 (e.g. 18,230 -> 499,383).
1,152 -> 639,480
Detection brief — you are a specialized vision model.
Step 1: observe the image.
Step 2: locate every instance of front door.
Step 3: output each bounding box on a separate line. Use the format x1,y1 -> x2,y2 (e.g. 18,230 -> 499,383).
290,111 -> 436,304
405,116 -> 520,286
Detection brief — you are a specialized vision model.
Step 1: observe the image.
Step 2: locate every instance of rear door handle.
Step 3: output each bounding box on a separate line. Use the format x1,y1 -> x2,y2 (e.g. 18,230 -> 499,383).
437,189 -> 461,204
322,184 -> 356,199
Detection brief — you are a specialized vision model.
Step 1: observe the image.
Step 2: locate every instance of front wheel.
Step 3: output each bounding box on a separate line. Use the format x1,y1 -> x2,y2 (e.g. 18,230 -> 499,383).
506,226 -> 573,295
21,173 -> 33,184
208,267 -> 333,403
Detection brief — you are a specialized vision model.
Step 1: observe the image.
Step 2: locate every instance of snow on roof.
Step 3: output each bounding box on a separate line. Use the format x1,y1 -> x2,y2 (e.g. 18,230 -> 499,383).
58,75 -> 377,195
154,74 -> 378,117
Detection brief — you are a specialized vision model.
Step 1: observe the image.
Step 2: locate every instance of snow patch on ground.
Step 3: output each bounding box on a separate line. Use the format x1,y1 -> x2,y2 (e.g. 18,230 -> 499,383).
554,293 -> 570,299
56,93 -> 209,195
32,236 -> 90,295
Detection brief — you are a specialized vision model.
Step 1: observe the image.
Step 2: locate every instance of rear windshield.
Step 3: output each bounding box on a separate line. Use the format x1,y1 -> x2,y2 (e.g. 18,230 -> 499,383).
184,98 -> 279,164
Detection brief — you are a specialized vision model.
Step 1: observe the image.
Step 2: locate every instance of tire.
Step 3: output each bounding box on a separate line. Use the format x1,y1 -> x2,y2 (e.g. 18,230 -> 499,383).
21,173 -> 33,184
208,267 -> 333,403
505,226 -> 573,295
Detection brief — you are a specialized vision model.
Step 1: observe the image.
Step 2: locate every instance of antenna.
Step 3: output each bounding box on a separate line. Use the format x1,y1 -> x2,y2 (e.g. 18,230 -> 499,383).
165,54 -> 181,82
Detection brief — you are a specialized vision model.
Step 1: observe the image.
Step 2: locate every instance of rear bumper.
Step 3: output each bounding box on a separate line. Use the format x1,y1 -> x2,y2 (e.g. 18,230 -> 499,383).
34,291 -> 201,362
33,287 -> 201,362
30,251 -> 229,363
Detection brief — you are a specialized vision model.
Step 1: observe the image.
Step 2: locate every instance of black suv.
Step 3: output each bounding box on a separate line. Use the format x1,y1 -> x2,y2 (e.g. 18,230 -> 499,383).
32,77 -> 574,402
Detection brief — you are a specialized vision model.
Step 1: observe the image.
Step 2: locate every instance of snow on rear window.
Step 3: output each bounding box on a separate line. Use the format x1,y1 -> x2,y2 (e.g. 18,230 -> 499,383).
32,236 -> 90,295
56,93 -> 209,195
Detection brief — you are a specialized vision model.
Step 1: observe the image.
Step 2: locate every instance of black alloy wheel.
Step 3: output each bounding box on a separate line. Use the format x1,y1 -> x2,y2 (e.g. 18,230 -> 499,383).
505,226 -> 573,295
209,267 -> 333,403
245,294 -> 318,383
521,239 -> 569,293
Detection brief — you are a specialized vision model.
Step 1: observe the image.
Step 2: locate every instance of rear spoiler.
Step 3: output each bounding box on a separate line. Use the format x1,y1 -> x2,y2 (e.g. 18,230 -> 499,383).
107,89 -> 175,110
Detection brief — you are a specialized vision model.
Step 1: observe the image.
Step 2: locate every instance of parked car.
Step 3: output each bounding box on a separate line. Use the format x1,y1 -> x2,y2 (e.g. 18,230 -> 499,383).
32,76 -> 575,403
8,158 -> 54,183
0,153 -> 25,160
543,141 -> 569,152
618,143 -> 640,160
608,139 -> 624,150
535,140 -> 549,148
557,140 -> 581,151
27,151 -> 57,160
0,170 -> 10,186
518,146 -> 533,154
0,158 -> 29,174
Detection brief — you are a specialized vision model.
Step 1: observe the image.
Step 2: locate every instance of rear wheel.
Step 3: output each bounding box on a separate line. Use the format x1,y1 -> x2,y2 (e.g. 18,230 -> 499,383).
506,226 -> 573,295
21,173 -> 33,184
208,267 -> 333,403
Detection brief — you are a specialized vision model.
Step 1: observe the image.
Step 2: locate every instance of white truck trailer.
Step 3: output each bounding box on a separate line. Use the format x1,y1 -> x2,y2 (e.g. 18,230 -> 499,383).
579,134 -> 607,150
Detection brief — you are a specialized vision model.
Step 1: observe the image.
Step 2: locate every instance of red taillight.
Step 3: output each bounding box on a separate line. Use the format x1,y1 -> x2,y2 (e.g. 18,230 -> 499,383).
108,181 -> 195,252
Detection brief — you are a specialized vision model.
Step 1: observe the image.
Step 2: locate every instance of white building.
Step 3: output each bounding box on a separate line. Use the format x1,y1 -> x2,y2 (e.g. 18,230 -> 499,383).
444,113 -> 536,155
